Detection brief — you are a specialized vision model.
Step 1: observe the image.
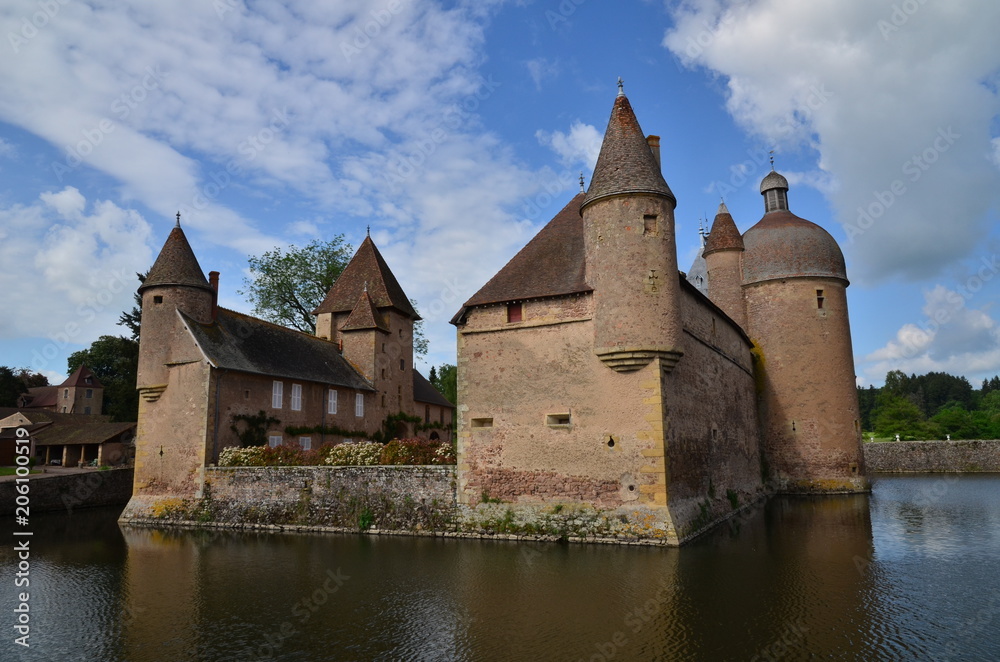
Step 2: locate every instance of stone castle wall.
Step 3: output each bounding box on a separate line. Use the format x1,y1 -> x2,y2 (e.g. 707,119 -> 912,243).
863,440 -> 1000,473
0,467 -> 133,515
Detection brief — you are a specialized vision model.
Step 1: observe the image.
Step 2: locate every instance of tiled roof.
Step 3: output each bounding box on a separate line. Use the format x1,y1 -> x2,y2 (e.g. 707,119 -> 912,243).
20,386 -> 58,409
341,290 -> 389,332
314,237 -> 419,319
32,420 -> 135,447
582,93 -> 675,209
61,364 -> 103,389
742,210 -> 847,286
139,225 -> 213,294
182,307 -> 374,391
704,202 -> 744,255
451,193 -> 592,323
412,371 -> 453,407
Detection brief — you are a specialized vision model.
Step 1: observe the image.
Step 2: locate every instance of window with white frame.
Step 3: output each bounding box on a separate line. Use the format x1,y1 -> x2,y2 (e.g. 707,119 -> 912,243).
272,381 -> 283,408
299,437 -> 312,450
291,383 -> 302,411
328,389 -> 338,414
355,393 -> 364,417
268,435 -> 282,448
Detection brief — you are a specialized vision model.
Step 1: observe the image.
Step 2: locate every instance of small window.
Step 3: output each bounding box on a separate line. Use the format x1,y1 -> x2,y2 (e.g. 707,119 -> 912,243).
299,437 -> 312,451
291,383 -> 302,411
84,406 -> 91,415
425,404 -> 431,424
546,413 -> 571,427
381,394 -> 386,407
268,435 -> 282,448
272,381 -> 283,409
85,377 -> 93,385
816,289 -> 825,310
643,214 -> 657,236
397,385 -> 402,404
471,417 -> 493,428
153,295 -> 163,304
64,389 -> 69,399
355,393 -> 364,417
400,358 -> 404,371
507,303 -> 522,323
327,389 -> 338,415
244,389 -> 250,400
62,407 -> 67,413
381,368 -> 386,380
86,389 -> 93,398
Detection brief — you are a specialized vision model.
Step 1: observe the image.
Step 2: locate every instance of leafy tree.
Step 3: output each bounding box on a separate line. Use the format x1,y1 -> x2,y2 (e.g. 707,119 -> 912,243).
239,237 -> 353,334
430,364 -> 457,405
67,336 -> 139,422
0,366 -> 27,407
15,368 -> 48,389
931,404 -> 982,440
872,391 -> 928,439
118,272 -> 148,340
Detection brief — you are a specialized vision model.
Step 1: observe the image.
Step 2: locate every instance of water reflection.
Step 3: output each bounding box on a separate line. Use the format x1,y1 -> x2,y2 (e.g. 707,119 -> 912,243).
3,476 -> 1000,661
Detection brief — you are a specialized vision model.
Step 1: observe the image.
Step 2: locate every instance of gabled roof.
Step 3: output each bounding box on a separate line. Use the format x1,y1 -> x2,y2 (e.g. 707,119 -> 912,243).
181,307 -> 374,391
451,193 -> 592,324
341,290 -> 390,333
582,93 -> 675,209
313,236 -> 419,319
61,364 -> 103,389
31,420 -> 135,447
412,371 -> 454,408
139,225 -> 213,294
20,386 -> 57,409
704,202 -> 744,255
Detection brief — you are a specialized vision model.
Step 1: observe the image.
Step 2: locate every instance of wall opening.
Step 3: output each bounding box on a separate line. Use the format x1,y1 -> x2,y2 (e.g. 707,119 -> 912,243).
643,214 -> 658,236
607,436 -> 615,448
546,413 -> 571,427
816,289 -> 825,309
153,295 -> 163,304
507,302 -> 523,323
471,417 -> 493,428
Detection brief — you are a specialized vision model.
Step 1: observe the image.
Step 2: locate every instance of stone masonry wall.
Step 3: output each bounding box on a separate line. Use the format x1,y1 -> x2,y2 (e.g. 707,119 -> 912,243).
0,468 -> 134,515
863,440 -> 1000,473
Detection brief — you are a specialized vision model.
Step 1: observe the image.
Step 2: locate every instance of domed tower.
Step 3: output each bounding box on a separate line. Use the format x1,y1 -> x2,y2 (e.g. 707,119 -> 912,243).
136,215 -> 215,395
742,170 -> 867,493
582,83 -> 683,373
703,201 -> 746,329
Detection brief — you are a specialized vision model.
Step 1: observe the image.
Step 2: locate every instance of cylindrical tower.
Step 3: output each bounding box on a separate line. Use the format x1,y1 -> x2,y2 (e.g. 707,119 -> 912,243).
703,201 -> 747,329
136,220 -> 214,391
742,171 -> 867,493
582,89 -> 683,373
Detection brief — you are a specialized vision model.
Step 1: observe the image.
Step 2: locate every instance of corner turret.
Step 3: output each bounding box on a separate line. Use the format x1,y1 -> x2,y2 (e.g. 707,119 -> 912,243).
703,201 -> 747,329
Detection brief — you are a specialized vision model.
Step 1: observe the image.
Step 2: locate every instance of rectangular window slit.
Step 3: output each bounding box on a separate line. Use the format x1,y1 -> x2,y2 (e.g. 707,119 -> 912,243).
546,413 -> 571,427
471,417 -> 493,428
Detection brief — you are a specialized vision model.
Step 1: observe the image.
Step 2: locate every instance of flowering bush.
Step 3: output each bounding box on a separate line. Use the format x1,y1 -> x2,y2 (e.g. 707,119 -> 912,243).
380,438 -> 456,465
324,441 -> 383,466
219,444 -> 333,467
219,445 -> 267,466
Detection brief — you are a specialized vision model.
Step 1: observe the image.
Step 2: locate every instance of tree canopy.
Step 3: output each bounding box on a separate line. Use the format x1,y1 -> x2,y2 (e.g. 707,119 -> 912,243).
0,367 -> 27,407
68,335 -> 139,422
430,364 -> 457,405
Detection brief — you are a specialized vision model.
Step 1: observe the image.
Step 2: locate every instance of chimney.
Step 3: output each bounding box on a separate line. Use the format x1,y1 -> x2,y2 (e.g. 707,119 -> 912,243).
209,270 -> 220,321
646,135 -> 661,169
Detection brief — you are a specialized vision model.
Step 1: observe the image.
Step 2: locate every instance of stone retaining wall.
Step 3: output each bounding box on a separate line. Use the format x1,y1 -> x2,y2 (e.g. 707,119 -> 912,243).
863,440 -> 1000,473
0,467 -> 134,515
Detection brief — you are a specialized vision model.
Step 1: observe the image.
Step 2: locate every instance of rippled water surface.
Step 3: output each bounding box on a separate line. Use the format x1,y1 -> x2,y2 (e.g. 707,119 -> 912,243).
3,475 -> 1000,661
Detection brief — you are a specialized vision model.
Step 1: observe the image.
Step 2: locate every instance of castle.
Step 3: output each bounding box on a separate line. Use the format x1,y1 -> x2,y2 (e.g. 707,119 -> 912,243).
124,226 -> 453,504
451,87 -> 866,540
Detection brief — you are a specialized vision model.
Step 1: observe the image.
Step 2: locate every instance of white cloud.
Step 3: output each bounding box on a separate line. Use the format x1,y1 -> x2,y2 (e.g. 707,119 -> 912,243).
525,58 -> 560,91
663,0 -> 1000,282
0,137 -> 14,158
536,121 -> 602,170
861,284 -> 1000,382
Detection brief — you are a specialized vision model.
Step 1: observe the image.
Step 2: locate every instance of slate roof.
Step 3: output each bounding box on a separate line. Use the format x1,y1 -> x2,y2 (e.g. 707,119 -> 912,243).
61,364 -> 103,389
20,386 -> 58,409
412,371 -> 454,408
582,93 -> 675,209
451,193 -> 592,324
341,291 -> 389,333
760,170 -> 790,194
139,225 -> 214,294
181,307 -> 374,391
704,202 -> 744,255
742,210 -> 848,286
314,237 -> 419,319
32,420 -> 135,447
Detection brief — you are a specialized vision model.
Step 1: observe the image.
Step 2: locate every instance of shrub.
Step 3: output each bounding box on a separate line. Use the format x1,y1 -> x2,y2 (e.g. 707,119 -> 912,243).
380,438 -> 456,465
325,441 -> 383,466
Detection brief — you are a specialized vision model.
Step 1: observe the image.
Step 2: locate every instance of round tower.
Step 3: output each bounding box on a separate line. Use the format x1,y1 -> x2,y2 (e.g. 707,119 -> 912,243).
742,171 -> 866,493
136,217 -> 215,392
703,201 -> 746,329
582,86 -> 683,373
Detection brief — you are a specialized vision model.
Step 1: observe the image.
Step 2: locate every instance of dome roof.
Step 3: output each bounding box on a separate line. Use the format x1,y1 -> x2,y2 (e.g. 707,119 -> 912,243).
741,210 -> 847,285
759,170 -> 789,194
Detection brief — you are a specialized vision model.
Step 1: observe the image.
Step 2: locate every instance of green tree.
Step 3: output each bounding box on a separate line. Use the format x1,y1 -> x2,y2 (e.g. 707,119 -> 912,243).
239,237 -> 353,334
67,336 -> 139,422
872,391 -> 928,439
430,364 -> 457,405
14,368 -> 48,389
117,272 -> 147,340
0,366 -> 27,407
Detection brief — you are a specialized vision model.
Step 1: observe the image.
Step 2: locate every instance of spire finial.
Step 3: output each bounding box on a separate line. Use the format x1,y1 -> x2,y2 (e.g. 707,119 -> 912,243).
579,172 -> 585,193
769,150 -> 775,171
617,77 -> 624,97
363,280 -> 368,293
175,211 -> 181,227
366,224 -> 370,237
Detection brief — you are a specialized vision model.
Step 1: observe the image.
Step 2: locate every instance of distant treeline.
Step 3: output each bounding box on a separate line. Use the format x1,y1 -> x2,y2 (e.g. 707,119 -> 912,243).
858,371 -> 1000,440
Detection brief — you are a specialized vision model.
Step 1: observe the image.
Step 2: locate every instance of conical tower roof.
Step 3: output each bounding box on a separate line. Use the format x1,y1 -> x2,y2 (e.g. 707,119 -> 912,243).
139,223 -> 213,294
61,364 -> 103,388
704,201 -> 744,255
314,236 -> 419,319
582,90 -> 675,209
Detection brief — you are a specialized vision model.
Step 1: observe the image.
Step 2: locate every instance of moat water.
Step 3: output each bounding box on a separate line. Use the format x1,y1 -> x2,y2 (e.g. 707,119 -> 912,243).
3,475 -> 1000,661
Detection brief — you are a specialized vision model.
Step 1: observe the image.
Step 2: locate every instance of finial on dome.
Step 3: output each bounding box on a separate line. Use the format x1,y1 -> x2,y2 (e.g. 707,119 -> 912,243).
366,224 -> 370,237
769,150 -> 775,171
617,77 -> 624,97
175,211 -> 181,228
579,172 -> 585,193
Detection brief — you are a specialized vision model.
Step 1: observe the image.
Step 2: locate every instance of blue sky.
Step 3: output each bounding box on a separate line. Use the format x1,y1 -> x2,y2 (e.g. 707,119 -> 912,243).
0,0 -> 998,388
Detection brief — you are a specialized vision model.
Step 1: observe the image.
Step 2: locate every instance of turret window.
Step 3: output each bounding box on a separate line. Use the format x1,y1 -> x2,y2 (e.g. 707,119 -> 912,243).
643,214 -> 658,236
507,303 -> 523,323
816,290 -> 825,309
153,296 -> 163,304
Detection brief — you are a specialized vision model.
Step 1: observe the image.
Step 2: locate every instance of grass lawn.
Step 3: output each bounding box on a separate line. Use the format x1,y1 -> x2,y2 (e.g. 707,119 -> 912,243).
0,467 -> 41,476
